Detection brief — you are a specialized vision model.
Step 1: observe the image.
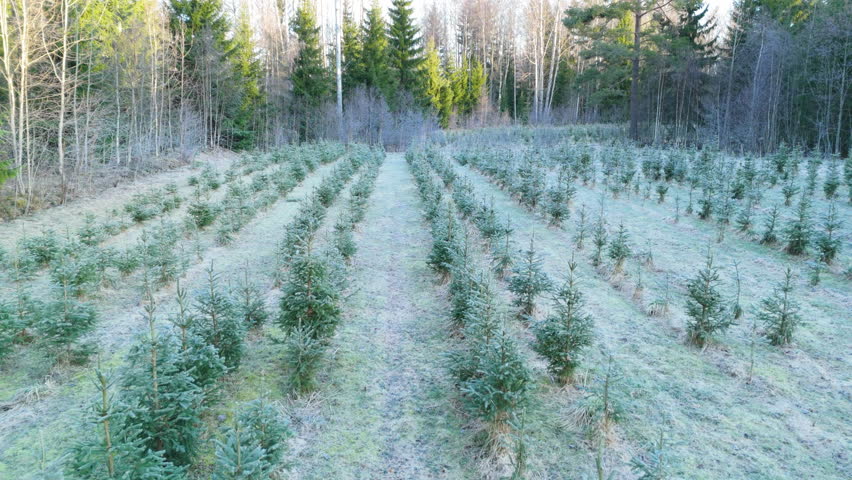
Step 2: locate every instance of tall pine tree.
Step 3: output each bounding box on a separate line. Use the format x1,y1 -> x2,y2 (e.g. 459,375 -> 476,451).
229,5 -> 264,150
357,3 -> 393,99
290,0 -> 331,141
341,3 -> 362,96
423,40 -> 453,127
387,0 -> 424,99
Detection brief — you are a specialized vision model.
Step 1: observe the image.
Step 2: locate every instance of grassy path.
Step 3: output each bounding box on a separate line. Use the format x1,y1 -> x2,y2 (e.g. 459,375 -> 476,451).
289,153 -> 474,479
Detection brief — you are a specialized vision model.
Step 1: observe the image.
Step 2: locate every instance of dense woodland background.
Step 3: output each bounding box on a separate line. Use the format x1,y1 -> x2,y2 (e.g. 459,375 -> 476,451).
0,0 -> 850,216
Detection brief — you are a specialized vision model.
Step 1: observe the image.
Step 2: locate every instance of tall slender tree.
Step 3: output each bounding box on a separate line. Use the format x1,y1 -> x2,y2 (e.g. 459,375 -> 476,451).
290,0 -> 331,141
387,0 -> 424,98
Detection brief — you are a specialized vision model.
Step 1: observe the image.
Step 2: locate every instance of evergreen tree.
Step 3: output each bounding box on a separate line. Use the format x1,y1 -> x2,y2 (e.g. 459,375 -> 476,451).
655,0 -> 716,134
427,208 -> 461,282
760,204 -> 780,245
508,236 -> 551,319
784,197 -> 812,255
212,420 -> 268,480
815,202 -> 842,265
333,216 -> 357,261
685,252 -> 732,348
37,277 -> 97,361
169,0 -> 254,148
193,263 -> 245,369
782,180 -> 799,206
823,160 -> 840,199
213,400 -> 291,480
0,301 -> 16,362
278,246 -> 343,341
290,1 -> 331,140
591,213 -> 608,267
608,222 -> 632,273
546,184 -> 570,227
229,5 -> 264,150
122,294 -> 204,466
340,4 -> 362,96
533,257 -> 594,384
387,0 -> 424,96
757,268 -> 801,346
450,56 -> 486,116
356,3 -> 393,99
67,364 -> 184,479
491,224 -> 514,280
574,205 -> 589,249
422,40 -> 453,127
234,268 -> 269,329
460,330 -> 530,448
735,199 -> 754,233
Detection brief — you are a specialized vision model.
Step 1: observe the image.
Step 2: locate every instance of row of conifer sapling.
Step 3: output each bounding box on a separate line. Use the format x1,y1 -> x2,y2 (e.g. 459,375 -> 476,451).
412,148 -> 621,476
0,142 -> 338,278
275,145 -> 383,394
59,145 -> 355,478
409,148 -> 538,474
423,146 -> 808,476
452,145 -> 811,351
456,143 -> 846,283
58,257 -> 287,478
0,145 -> 342,367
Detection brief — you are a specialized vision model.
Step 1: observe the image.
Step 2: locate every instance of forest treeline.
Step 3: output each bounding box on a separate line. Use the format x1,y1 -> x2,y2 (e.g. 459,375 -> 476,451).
0,0 -> 850,215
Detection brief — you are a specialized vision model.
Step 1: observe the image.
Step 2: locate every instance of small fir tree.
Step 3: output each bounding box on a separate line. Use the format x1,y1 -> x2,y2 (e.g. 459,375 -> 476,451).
37,276 -> 97,361
573,204 -> 588,249
760,205 -> 780,245
656,184 -> 668,203
685,252 -> 733,348
508,236 -> 551,320
607,223 -> 632,274
67,362 -> 183,479
427,208 -> 460,283
212,420 -> 268,480
491,223 -> 514,280
735,200 -> 754,234
193,263 -> 245,369
591,213 -> 608,267
757,268 -> 801,346
532,256 -> 594,384
460,330 -> 530,450
333,215 -> 357,261
823,160 -> 840,199
234,267 -> 269,329
212,399 -> 291,480
815,202 -> 842,265
122,291 -> 204,466
784,197 -> 812,255
782,181 -> 799,207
